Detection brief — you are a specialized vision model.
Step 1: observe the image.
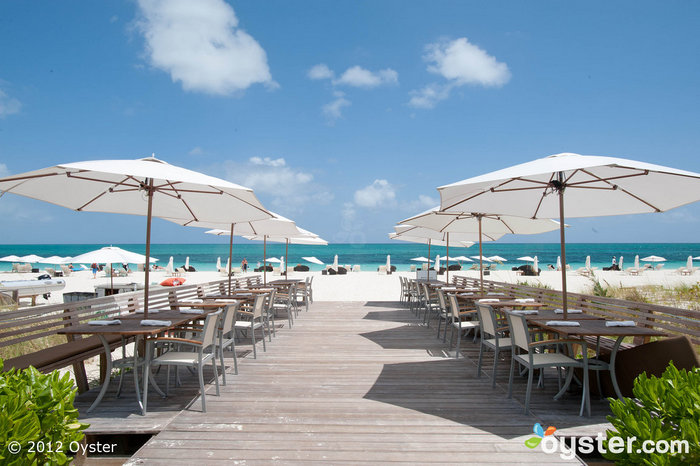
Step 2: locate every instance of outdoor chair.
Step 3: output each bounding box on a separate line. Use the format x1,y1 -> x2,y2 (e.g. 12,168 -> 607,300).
475,303 -> 512,387
142,310 -> 222,414
447,293 -> 479,358
264,288 -> 277,337
235,294 -> 267,358
420,283 -> 440,326
273,284 -> 297,328
296,278 -> 311,311
217,303 -> 239,383
505,312 -> 588,415
435,289 -> 451,341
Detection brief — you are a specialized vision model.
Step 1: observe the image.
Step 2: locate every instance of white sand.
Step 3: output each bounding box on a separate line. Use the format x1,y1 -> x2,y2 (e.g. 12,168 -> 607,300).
3,267 -> 699,306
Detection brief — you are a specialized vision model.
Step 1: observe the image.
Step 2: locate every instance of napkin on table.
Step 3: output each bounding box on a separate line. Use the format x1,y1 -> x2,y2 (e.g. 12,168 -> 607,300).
554,308 -> 582,314
514,298 -> 536,303
179,309 -> 204,315
88,319 -> 121,326
545,320 -> 581,327
511,310 -> 538,315
135,308 -> 159,314
605,320 -> 636,327
179,298 -> 203,303
140,319 -> 172,327
479,299 -> 500,303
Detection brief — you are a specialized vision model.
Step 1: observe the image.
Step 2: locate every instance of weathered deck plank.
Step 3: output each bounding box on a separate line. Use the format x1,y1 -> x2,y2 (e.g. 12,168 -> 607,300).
122,301 -> 610,464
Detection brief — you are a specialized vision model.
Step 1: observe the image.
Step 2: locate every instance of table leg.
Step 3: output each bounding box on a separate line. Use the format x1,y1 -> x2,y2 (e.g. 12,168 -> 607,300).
610,337 -> 624,399
87,335 -> 113,413
132,336 -> 142,410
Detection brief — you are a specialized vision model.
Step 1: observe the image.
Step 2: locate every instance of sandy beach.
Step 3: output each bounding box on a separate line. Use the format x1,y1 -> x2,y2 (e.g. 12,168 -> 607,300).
3,267 -> 699,307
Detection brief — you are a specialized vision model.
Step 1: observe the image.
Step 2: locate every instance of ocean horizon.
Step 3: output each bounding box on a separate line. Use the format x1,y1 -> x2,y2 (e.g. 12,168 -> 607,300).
1,243 -> 699,273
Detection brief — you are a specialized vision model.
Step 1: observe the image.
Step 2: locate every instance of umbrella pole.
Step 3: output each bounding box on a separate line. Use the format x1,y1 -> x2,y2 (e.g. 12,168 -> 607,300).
228,223 -> 234,294
479,216 -> 484,292
285,238 -> 289,276
446,233 -> 450,284
143,179 -> 154,318
427,240 -> 431,280
263,235 -> 267,285
557,178 -> 568,318
110,262 -> 113,291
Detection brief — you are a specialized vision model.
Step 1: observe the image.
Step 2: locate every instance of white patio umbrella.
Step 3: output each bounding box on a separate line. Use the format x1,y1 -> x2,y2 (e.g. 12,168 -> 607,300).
434,255 -> 441,271
399,208 -> 559,289
517,256 -> 536,262
533,256 -> 539,275
70,246 -> 158,290
686,256 -> 693,271
266,257 -> 282,263
410,257 -> 432,262
43,255 -> 71,265
634,255 -> 640,270
303,256 -> 324,265
641,255 -> 666,262
585,256 -> 591,270
19,254 -> 45,264
693,256 -> 700,261
216,257 -> 222,270
451,256 -> 472,262
0,255 -> 22,262
242,227 -> 327,279
556,256 -> 561,271
488,255 -> 507,262
333,255 -> 338,269
386,255 -> 391,272
0,156 -> 271,317
439,152 -> 700,317
184,256 -> 190,270
619,256 -> 624,270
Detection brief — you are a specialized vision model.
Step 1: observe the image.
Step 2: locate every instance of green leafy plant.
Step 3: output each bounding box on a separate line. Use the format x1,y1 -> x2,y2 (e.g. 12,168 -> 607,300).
0,360 -> 89,465
604,362 -> 700,465
590,278 -> 610,297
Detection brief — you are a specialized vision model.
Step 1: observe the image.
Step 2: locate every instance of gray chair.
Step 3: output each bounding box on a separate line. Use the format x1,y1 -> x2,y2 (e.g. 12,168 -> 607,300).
235,294 -> 267,358
505,312 -> 588,415
447,293 -> 479,358
475,303 -> 512,387
143,310 -> 222,414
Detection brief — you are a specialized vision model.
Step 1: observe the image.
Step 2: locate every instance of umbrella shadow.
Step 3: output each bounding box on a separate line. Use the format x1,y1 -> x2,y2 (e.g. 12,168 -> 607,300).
360,324 -> 446,351
362,356 -> 611,439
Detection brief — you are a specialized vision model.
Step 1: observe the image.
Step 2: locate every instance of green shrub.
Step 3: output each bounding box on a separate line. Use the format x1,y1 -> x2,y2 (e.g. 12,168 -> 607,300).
604,362 -> 700,465
0,360 -> 89,465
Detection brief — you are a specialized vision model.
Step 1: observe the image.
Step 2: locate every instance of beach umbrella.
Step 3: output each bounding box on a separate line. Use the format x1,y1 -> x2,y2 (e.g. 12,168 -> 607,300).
533,256 -> 539,275
687,256 -> 693,271
185,257 -> 190,270
386,255 -> 391,272
333,255 -> 338,269
488,255 -> 507,262
694,256 -> 700,261
434,255 -> 441,271
0,255 -> 22,262
19,254 -> 45,263
470,255 -> 492,262
280,256 -> 285,275
585,255 -> 591,270
451,256 -> 472,262
641,255 -> 666,262
69,246 -> 158,290
266,257 -> 282,263
410,257 -> 432,262
517,256 -> 536,262
556,256 -> 561,271
619,256 -> 624,270
399,208 -> 559,290
216,257 -> 222,271
242,228 -> 328,279
438,152 -> 700,317
43,255 -> 71,265
634,255 -> 640,270
303,256 -> 324,265
0,156 -> 271,316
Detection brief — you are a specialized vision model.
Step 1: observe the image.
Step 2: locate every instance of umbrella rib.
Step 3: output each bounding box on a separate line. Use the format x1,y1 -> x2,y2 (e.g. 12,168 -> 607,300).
578,169 -> 662,212
220,190 -> 272,216
532,173 -> 556,219
73,174 -> 138,211
163,180 -> 199,221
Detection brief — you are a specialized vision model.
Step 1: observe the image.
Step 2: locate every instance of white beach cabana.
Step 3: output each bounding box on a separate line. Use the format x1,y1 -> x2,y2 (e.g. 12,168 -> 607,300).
438,152 -> 700,316
0,156 -> 271,316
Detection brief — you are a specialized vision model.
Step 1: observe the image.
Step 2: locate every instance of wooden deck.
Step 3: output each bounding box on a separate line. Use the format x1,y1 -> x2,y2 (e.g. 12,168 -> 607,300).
78,301 -> 612,464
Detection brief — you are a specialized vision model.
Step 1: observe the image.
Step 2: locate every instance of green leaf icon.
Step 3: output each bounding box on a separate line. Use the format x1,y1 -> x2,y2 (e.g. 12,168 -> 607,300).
524,437 -> 542,449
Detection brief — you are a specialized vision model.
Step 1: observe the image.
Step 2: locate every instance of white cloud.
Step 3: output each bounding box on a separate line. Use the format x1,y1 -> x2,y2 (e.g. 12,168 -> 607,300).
308,63 -> 334,80
188,146 -> 204,156
354,179 -> 396,208
224,157 -> 331,213
334,66 -> 398,88
136,0 -> 275,95
0,163 -> 9,177
408,83 -> 451,109
322,93 -> 351,122
0,89 -> 21,118
425,38 -> 510,87
402,194 -> 438,211
409,37 -> 510,109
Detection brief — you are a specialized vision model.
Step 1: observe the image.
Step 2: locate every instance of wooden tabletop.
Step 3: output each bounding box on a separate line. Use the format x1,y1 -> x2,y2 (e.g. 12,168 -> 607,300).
506,308 -> 603,320
59,315 -> 196,336
529,319 -> 666,337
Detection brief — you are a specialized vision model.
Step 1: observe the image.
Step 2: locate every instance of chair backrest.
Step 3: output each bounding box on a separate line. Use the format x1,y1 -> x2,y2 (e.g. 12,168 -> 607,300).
221,303 -> 238,335
252,294 -> 266,318
436,289 -> 448,311
201,310 -> 223,348
447,293 -> 462,319
266,288 -> 277,309
505,312 -> 530,352
475,303 -> 497,337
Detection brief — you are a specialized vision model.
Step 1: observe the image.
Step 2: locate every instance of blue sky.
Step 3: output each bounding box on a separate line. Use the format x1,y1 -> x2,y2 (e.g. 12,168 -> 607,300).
1,0 -> 699,244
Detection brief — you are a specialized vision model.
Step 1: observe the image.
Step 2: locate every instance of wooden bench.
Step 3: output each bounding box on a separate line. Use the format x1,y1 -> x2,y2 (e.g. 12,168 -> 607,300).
0,279 -> 234,392
450,275 -> 700,352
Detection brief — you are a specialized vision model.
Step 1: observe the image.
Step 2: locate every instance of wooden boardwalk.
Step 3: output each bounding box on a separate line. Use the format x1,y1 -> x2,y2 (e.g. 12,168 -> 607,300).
94,300 -> 613,464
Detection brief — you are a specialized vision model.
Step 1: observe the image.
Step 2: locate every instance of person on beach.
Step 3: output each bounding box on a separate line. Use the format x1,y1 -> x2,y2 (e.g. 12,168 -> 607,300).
91,262 -> 98,278
242,258 -> 248,272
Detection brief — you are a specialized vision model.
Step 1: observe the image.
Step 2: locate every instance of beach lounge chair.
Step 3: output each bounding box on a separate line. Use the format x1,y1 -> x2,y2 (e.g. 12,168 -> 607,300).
44,267 -> 58,277
59,265 -> 72,276
410,264 -> 416,272
377,265 -> 387,274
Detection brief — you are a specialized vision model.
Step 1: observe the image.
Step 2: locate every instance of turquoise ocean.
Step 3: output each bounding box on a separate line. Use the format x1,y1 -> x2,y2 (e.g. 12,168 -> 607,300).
1,243 -> 699,273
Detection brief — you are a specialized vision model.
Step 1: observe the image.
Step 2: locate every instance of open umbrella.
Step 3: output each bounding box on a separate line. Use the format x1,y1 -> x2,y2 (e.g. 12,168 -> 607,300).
634,255 -> 640,270
641,255 -> 666,262
242,227 -> 327,280
43,255 -> 72,265
0,255 -> 22,262
0,156 -> 271,316
399,208 -> 559,289
439,152 -> 700,317
303,256 -> 325,265
517,256 -> 536,262
434,255 -> 441,271
69,246 -> 158,290
386,255 -> 391,273
488,255 -> 507,263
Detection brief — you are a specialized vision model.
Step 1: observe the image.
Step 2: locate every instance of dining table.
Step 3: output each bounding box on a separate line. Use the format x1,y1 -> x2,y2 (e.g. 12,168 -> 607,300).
528,318 -> 666,415
59,307 -> 222,414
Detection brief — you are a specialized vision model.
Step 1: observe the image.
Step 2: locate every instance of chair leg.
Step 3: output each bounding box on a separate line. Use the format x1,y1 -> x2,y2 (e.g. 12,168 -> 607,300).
524,367 -> 534,414
507,355 -> 515,399
477,342 -> 484,377
251,327 -> 257,359
454,326 -> 461,359
219,337 -> 226,386
492,347 -> 499,388
211,356 -> 220,396
198,364 -> 206,412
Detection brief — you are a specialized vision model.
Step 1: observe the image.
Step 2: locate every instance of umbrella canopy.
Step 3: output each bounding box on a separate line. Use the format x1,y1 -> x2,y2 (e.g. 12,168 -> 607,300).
488,255 -> 507,262
470,255 -> 493,262
333,255 -> 339,268
386,255 -> 391,270
0,156 -> 271,316
533,256 -> 539,274
451,256 -> 472,262
410,257 -> 432,263
517,256 -> 536,262
634,255 -> 640,269
265,257 -> 282,263
438,152 -> 700,316
434,255 -> 441,271
0,255 -> 22,262
69,246 -> 157,265
693,256 -> 700,261
619,256 -> 624,269
641,255 -> 666,262
556,256 -> 561,270
43,255 -> 72,265
585,256 -> 591,269
303,256 -> 324,265
19,254 -> 45,263
687,256 -> 693,270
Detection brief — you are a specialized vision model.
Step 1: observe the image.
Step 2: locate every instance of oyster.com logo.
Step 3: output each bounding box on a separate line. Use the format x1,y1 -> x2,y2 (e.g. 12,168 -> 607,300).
525,423 -> 556,449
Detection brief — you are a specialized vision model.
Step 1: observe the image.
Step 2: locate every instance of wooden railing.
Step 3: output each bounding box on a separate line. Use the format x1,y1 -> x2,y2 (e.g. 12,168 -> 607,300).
0,276 -> 262,392
450,275 -> 700,348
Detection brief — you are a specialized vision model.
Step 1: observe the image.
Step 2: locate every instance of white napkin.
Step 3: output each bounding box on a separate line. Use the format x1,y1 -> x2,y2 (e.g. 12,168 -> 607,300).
514,298 -> 535,303
545,320 -> 581,327
458,292 -> 474,296
89,319 -> 121,326
511,310 -> 538,315
554,308 -> 583,314
479,299 -> 500,303
179,309 -> 204,314
135,308 -> 159,314
179,298 -> 203,303
140,319 -> 172,327
487,292 -> 501,296
214,299 -> 238,303
606,320 -> 636,327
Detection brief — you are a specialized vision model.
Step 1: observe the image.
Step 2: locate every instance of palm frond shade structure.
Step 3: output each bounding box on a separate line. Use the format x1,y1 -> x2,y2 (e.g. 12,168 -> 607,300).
399,207 -> 560,289
438,152 -> 700,317
0,156 -> 272,316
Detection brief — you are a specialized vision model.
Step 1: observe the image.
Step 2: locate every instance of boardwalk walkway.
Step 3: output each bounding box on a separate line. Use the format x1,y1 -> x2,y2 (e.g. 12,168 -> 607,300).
115,301 -> 611,464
